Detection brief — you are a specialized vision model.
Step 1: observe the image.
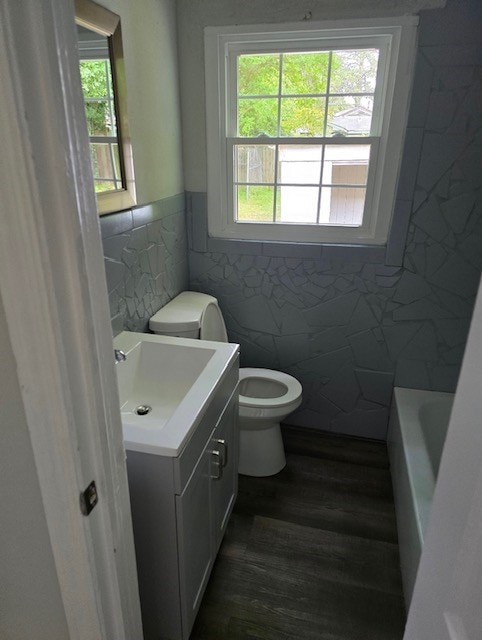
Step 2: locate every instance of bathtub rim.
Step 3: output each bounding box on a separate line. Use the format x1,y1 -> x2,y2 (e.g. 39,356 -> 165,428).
391,386 -> 454,546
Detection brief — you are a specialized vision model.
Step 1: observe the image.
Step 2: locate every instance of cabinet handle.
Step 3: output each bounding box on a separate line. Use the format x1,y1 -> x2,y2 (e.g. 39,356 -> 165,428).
211,450 -> 223,480
214,439 -> 227,467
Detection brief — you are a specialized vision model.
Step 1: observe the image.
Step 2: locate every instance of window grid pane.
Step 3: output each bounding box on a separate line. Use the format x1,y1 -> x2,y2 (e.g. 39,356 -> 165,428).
234,141 -> 370,226
236,185 -> 275,222
238,54 -> 280,96
237,48 -> 379,139
80,60 -> 117,137
272,141 -> 280,222
90,141 -> 122,193
320,186 -> 367,226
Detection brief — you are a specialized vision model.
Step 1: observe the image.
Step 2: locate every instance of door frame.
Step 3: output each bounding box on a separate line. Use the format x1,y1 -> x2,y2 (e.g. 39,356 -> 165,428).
0,0 -> 142,637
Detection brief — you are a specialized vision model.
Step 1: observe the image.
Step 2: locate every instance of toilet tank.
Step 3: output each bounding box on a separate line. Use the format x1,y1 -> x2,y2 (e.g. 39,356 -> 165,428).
149,291 -> 228,342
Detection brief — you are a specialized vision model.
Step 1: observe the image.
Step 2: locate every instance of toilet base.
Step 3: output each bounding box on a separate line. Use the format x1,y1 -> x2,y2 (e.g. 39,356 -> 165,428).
238,418 -> 286,477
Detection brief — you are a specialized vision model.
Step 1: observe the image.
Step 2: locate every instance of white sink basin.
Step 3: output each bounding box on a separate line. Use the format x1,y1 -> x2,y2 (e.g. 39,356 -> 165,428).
114,331 -> 238,456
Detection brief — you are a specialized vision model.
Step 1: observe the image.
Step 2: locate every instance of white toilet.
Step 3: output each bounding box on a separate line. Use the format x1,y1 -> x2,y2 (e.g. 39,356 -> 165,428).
149,291 -> 302,476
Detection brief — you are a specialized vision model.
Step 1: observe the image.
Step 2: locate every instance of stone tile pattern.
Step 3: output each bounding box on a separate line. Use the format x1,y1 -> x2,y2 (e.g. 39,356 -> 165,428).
188,0 -> 482,439
102,195 -> 189,334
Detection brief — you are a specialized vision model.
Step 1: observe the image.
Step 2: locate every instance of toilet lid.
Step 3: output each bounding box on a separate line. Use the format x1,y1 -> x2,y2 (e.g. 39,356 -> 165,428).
200,301 -> 228,342
238,368 -> 302,409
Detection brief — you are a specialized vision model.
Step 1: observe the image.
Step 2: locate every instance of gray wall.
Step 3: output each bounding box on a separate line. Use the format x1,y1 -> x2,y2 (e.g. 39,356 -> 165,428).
102,0 -> 481,440
186,0 -> 482,439
102,195 -> 189,334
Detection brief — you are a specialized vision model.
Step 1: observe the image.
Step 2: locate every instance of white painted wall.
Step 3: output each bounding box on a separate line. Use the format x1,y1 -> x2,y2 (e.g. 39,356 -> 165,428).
176,0 -> 446,192
0,296 -> 69,640
100,0 -> 184,203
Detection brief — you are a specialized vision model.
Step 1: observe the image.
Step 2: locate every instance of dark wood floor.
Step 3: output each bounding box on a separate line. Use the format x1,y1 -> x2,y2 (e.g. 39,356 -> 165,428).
190,425 -> 406,640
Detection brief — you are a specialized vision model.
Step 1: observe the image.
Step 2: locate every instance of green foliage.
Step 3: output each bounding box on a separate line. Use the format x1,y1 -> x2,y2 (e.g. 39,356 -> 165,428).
280,97 -> 324,136
80,59 -> 121,194
238,55 -> 279,95
282,52 -> 329,94
79,60 -> 110,98
238,99 -> 278,137
237,49 -> 378,137
330,49 -> 378,98
79,60 -> 114,136
237,186 -> 274,221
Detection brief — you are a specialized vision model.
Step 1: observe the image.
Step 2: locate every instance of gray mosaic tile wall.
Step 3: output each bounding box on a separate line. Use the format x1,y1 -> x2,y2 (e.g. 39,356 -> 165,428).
101,194 -> 189,335
188,0 -> 482,439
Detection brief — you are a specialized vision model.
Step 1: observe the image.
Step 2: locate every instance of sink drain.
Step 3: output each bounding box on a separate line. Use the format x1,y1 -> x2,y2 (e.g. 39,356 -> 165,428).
135,404 -> 152,416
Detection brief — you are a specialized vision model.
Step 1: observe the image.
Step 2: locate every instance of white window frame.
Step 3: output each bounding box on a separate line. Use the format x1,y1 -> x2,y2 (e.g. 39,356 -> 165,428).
205,17 -> 418,245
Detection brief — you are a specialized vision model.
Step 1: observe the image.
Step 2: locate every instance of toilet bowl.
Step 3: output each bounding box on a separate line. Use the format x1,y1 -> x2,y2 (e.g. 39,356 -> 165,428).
149,292 -> 302,477
237,368 -> 302,476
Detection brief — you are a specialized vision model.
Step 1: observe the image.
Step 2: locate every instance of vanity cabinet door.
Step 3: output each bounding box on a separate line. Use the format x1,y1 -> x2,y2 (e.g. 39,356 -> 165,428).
212,393 -> 239,552
175,440 -> 214,639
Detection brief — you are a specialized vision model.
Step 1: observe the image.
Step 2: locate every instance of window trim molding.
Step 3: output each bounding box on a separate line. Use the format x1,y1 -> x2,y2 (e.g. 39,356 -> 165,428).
205,16 -> 418,245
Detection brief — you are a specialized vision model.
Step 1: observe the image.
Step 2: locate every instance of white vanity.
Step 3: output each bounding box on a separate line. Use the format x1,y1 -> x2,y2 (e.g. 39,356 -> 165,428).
114,331 -> 239,640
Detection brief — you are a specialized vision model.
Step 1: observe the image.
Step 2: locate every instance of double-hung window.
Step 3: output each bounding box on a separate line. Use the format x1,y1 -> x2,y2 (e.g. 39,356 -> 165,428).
205,18 -> 418,245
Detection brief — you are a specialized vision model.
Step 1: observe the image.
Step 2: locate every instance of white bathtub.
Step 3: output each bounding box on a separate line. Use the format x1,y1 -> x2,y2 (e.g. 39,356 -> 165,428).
388,387 -> 454,606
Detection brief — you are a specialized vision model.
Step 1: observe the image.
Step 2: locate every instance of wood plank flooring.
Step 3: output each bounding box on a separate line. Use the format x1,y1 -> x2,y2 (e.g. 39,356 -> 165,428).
190,425 -> 406,640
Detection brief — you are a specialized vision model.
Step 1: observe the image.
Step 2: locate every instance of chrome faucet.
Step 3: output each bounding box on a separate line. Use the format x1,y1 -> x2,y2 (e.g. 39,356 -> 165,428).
114,349 -> 127,363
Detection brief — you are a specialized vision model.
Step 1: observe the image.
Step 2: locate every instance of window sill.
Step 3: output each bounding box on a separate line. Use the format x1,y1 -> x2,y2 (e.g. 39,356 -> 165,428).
186,192 -> 409,264
188,191 -> 410,266
211,237 -> 387,262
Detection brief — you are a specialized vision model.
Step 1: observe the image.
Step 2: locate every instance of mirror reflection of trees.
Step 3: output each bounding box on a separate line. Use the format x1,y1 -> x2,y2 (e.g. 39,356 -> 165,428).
77,28 -> 122,193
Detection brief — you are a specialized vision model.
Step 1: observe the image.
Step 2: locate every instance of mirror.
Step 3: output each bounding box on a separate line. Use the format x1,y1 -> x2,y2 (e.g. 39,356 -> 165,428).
75,0 -> 135,215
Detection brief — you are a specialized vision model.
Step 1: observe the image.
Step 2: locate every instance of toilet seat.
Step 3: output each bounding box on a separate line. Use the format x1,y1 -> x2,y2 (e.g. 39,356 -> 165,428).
149,292 -> 303,476
238,368 -> 302,409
